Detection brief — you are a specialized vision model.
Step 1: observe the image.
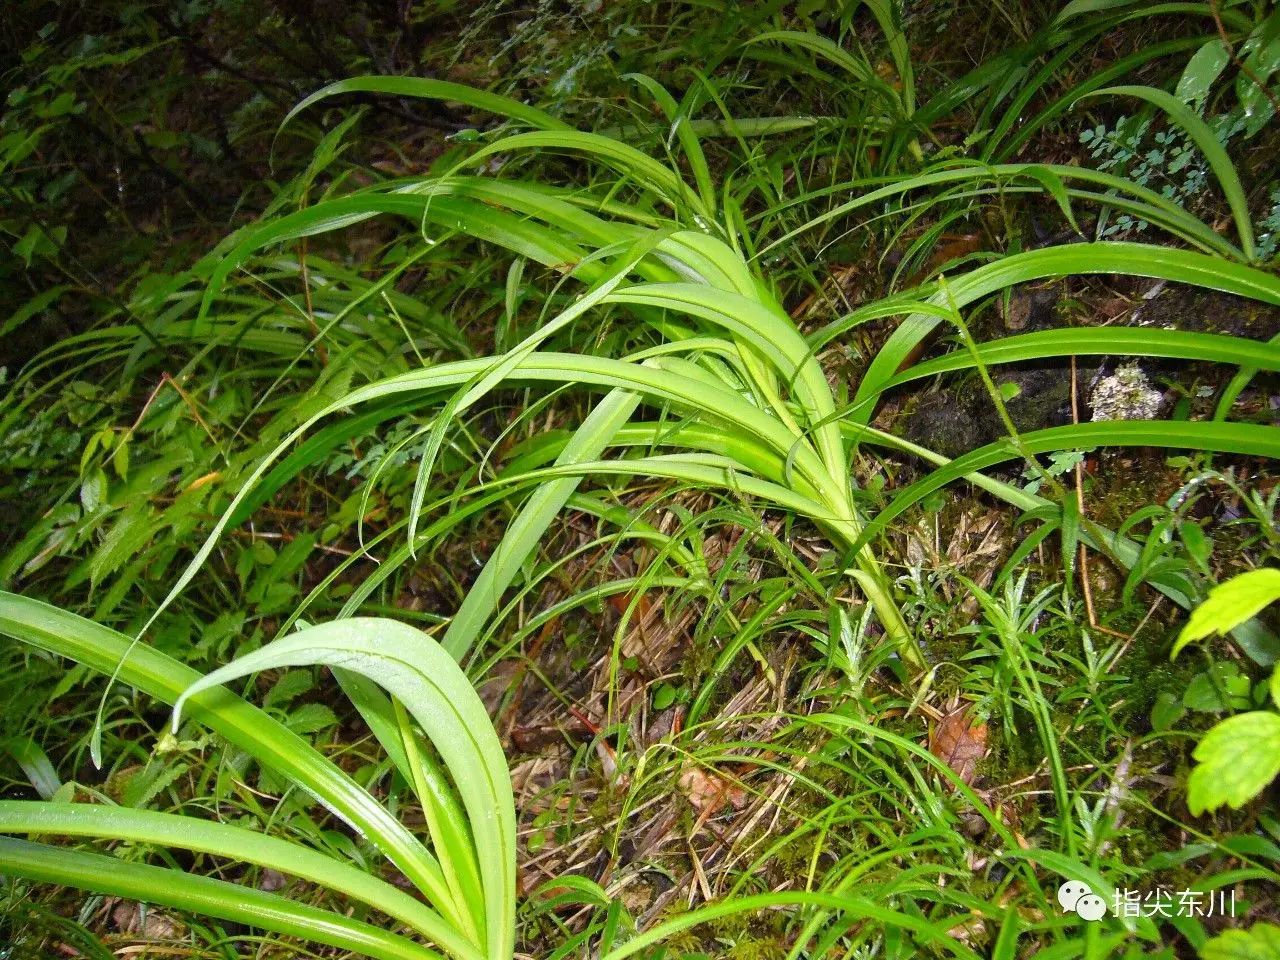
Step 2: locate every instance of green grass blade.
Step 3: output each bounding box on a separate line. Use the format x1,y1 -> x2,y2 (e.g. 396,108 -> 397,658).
881,327 -> 1280,390
228,398 -> 424,527
0,594 -> 457,927
0,836 -> 442,960
1080,84 -> 1256,259
0,800 -> 479,959
745,31 -> 902,111
860,0 -> 916,113
853,420 -> 1280,554
280,75 -> 571,135
597,889 -> 980,960
623,73 -> 718,221
395,702 -> 487,948
604,283 -> 845,479
849,243 -> 1280,425
173,619 -> 516,960
1216,332 -> 1280,420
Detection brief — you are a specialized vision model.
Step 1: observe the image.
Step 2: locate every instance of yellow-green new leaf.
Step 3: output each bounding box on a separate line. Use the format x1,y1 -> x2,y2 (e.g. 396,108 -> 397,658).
1173,569 -> 1280,659
1187,711 -> 1280,815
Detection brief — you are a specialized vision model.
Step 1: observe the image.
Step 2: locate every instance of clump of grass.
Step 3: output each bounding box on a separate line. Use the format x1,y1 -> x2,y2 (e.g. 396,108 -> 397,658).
4,4 -> 1280,958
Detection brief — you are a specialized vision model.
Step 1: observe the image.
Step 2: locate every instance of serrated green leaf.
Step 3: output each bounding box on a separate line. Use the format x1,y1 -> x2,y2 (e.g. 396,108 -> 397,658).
1187,711 -> 1280,814
79,468 -> 105,514
265,670 -> 313,708
287,703 -> 338,735
1184,662 -> 1252,714
113,440 -> 130,481
1200,924 -> 1280,960
1173,569 -> 1280,658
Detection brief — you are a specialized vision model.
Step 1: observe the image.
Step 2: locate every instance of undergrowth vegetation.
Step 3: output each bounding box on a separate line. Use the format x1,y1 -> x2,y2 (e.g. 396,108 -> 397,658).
2,0 -> 1279,957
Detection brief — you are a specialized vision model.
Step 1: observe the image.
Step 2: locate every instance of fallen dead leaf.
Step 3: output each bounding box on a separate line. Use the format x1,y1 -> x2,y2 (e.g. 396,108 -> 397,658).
258,867 -> 286,892
929,703 -> 988,786
476,660 -> 521,715
109,899 -> 183,939
945,914 -> 986,945
678,765 -> 746,817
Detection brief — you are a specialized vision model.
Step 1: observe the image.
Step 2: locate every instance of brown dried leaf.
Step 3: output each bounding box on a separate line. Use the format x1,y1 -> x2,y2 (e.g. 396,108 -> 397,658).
110,899 -> 182,939
929,704 -> 988,786
678,765 -> 746,816
476,660 -> 521,715
258,868 -> 286,892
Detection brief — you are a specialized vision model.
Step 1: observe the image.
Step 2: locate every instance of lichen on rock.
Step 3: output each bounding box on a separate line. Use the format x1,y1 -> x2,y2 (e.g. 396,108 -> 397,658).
1090,362 -> 1163,422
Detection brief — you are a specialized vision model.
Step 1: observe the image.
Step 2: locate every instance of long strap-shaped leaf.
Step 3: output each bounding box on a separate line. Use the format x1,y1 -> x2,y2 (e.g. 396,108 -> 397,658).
0,836 -> 442,960
1080,85 -> 1255,259
151,351 -> 838,631
0,594 -> 459,934
880,327 -> 1280,390
443,131 -> 710,223
744,31 -> 905,110
1,737 -> 60,799
280,75 -> 572,135
384,453 -> 832,518
281,75 -> 708,221
850,420 -> 1280,554
848,243 -> 1280,426
761,163 -> 1242,262
442,388 -> 641,659
173,619 -> 516,960
0,800 -> 481,960
406,231 -> 673,551
604,283 -> 846,484
195,192 -> 589,325
408,177 -> 651,250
